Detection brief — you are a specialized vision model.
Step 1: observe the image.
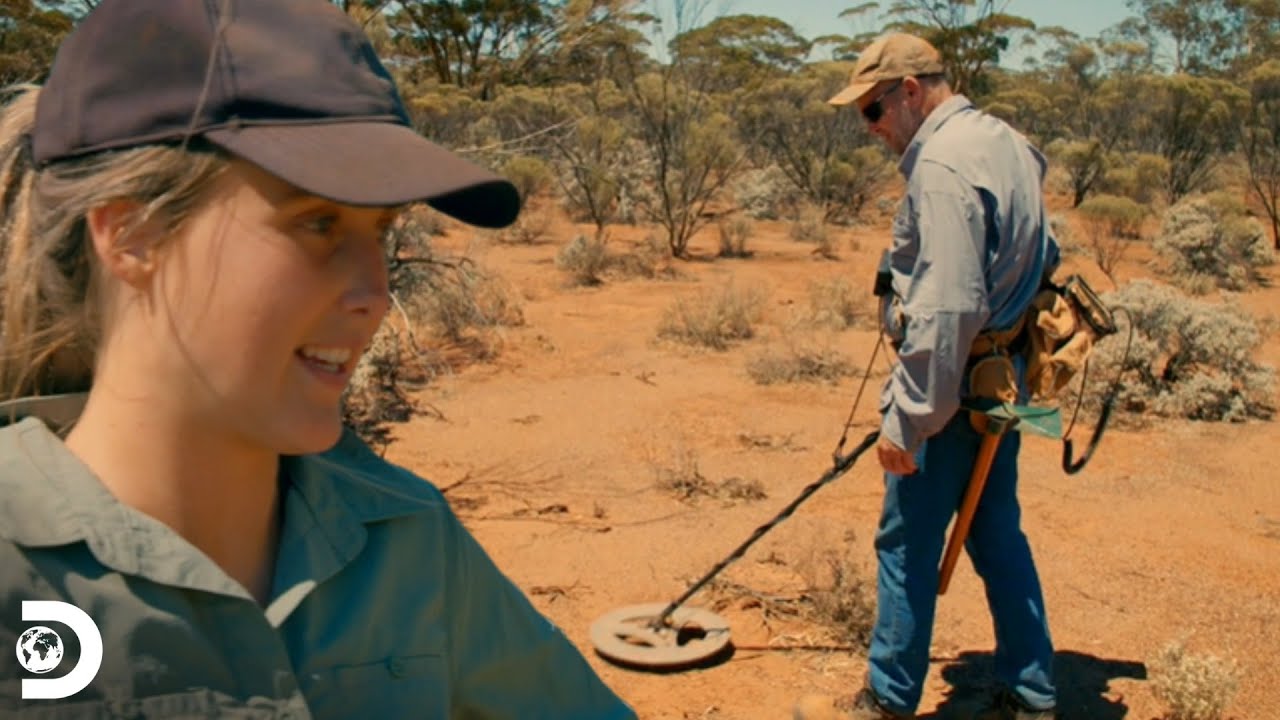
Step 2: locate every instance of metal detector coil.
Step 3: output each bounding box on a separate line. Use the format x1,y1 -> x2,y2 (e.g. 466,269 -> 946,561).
589,430 -> 881,671
589,603 -> 732,670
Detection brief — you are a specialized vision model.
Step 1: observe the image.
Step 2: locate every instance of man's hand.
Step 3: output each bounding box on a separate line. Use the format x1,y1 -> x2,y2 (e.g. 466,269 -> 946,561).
877,436 -> 918,476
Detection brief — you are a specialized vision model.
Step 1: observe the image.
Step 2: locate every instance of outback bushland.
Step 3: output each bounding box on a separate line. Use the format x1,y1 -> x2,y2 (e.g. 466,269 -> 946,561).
9,1 -> 1277,718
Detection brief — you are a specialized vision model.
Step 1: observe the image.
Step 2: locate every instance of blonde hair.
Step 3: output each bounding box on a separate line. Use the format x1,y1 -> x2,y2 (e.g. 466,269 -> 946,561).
0,84 -> 229,402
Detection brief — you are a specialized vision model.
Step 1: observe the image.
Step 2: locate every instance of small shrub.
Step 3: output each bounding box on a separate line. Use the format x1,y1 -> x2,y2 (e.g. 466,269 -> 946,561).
1151,640 -> 1242,720
342,325 -> 413,454
657,280 -> 765,351
1079,194 -> 1147,239
610,233 -> 680,281
799,542 -> 876,648
746,335 -> 856,386
496,206 -> 553,245
718,476 -> 768,502
650,448 -> 767,504
791,204 -> 840,259
416,260 -> 525,342
1153,195 -> 1274,293
343,211 -> 521,449
1100,152 -> 1170,205
653,446 -> 716,501
790,204 -> 830,245
730,164 -> 800,221
1078,194 -> 1148,282
555,234 -> 610,287
717,216 -> 754,258
1078,280 -> 1276,423
501,154 -> 554,203
805,277 -> 869,330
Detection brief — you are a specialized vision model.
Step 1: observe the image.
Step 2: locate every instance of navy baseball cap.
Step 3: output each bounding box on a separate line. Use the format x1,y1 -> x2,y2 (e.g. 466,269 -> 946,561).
29,0 -> 520,228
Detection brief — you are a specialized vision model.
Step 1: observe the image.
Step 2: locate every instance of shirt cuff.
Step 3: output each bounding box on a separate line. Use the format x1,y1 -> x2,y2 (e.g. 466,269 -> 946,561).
880,400 -> 922,456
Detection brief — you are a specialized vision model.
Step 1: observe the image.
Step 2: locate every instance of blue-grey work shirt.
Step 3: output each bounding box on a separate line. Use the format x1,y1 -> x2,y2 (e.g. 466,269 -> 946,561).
0,395 -> 637,719
879,95 -> 1061,453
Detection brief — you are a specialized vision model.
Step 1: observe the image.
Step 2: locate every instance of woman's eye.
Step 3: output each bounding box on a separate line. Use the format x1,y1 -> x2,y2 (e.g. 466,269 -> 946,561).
298,214 -> 338,236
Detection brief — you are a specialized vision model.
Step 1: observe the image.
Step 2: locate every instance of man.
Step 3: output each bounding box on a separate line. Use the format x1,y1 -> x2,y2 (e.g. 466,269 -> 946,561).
793,33 -> 1060,720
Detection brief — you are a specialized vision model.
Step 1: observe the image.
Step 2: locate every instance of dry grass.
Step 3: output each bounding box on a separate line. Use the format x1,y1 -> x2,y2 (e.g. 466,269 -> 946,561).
342,212 -> 523,449
610,233 -> 682,281
1150,639 -> 1243,720
718,216 -> 754,258
657,280 -> 766,351
794,535 -> 877,648
645,439 -> 767,505
746,333 -> 856,386
496,205 -> 554,245
556,234 -> 610,286
803,277 -> 871,331
790,205 -> 840,260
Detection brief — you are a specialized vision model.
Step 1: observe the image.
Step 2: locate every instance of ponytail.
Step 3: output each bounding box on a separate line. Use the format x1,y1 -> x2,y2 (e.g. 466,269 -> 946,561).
0,83 -> 228,404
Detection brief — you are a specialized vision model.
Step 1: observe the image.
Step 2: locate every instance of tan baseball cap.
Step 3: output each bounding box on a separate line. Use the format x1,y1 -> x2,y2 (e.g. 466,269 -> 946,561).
827,33 -> 946,107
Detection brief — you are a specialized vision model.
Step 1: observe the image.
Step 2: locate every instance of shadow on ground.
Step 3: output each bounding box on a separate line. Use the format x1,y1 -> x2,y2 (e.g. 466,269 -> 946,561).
918,650 -> 1148,719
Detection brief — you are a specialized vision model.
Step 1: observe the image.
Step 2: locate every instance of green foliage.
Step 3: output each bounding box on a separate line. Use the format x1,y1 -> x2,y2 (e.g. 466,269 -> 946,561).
1099,152 -> 1171,206
669,14 -> 811,94
1076,193 -> 1147,281
738,63 -> 892,224
1239,59 -> 1280,249
1078,194 -> 1147,237
1133,74 -> 1249,202
501,154 -> 554,203
622,69 -> 748,257
0,0 -> 74,85
882,0 -> 1038,98
1047,138 -> 1108,207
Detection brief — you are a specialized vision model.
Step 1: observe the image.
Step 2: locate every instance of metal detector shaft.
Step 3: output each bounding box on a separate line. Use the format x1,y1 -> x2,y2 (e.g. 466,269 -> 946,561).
648,429 -> 881,629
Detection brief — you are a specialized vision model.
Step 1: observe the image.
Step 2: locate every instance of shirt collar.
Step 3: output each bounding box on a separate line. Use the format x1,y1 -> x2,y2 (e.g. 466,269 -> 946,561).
897,94 -> 974,178
0,394 -> 444,596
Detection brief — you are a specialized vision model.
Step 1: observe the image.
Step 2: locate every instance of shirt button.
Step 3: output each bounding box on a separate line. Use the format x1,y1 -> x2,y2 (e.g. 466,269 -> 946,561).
387,657 -> 406,678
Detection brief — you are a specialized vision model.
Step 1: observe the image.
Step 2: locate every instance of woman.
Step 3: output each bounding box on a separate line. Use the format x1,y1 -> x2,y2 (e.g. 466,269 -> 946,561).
0,0 -> 636,718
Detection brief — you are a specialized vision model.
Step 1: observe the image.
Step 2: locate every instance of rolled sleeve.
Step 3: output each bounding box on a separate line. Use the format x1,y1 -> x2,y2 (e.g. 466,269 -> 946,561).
881,162 -> 991,453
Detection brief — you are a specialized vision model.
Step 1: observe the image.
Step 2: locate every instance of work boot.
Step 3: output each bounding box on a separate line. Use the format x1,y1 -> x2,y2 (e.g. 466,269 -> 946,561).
793,688 -> 911,720
974,688 -> 1057,720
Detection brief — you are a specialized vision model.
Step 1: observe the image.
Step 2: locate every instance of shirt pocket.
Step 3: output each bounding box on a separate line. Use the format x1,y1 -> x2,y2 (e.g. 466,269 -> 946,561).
306,652 -> 450,719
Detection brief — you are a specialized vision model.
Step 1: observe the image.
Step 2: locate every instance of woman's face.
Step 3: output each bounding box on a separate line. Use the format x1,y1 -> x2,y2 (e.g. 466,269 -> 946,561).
110,158 -> 396,455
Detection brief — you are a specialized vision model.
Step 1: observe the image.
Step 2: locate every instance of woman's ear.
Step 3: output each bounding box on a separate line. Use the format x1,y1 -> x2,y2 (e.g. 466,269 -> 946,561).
86,200 -> 160,287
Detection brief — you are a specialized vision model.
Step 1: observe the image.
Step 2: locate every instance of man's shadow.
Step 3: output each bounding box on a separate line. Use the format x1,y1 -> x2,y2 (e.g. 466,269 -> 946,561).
917,649 -> 1148,719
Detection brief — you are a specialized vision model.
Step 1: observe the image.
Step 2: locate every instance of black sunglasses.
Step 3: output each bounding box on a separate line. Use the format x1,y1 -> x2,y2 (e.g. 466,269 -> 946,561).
861,78 -> 904,124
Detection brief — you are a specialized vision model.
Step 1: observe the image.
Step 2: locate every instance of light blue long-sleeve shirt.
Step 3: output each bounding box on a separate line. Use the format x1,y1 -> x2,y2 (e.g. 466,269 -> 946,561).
879,95 -> 1060,454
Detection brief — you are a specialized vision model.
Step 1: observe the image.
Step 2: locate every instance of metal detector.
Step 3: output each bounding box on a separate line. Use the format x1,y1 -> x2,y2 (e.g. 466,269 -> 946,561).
589,323 -> 890,671
588,429 -> 881,670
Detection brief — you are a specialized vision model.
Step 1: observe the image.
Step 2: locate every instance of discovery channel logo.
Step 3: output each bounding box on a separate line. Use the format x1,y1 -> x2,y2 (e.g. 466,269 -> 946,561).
13,601 -> 102,700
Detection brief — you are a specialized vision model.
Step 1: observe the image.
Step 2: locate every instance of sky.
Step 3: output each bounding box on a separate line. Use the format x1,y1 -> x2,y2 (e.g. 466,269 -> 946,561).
648,0 -> 1137,67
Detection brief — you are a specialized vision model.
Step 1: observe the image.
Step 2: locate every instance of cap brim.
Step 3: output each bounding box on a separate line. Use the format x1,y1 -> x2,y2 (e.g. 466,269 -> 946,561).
205,122 -> 521,229
827,81 -> 876,107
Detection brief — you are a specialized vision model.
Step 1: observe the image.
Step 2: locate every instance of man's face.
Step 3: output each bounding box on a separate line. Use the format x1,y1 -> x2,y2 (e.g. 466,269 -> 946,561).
858,78 -> 918,157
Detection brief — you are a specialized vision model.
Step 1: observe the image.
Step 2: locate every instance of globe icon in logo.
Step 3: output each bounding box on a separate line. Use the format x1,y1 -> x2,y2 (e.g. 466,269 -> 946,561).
16,626 -> 64,674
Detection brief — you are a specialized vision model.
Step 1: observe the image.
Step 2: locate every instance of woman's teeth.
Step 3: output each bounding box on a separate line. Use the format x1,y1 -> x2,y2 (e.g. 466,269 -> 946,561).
299,346 -> 352,371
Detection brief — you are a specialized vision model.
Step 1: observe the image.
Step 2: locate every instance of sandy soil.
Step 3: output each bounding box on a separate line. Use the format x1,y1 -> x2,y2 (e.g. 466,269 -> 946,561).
381,199 -> 1280,720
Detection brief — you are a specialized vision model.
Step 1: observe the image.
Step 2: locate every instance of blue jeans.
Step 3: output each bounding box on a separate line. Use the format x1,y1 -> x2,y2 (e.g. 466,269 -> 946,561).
866,405 -> 1056,714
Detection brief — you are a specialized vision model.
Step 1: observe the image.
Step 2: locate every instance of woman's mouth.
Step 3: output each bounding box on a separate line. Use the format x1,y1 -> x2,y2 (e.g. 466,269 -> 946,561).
296,344 -> 355,386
